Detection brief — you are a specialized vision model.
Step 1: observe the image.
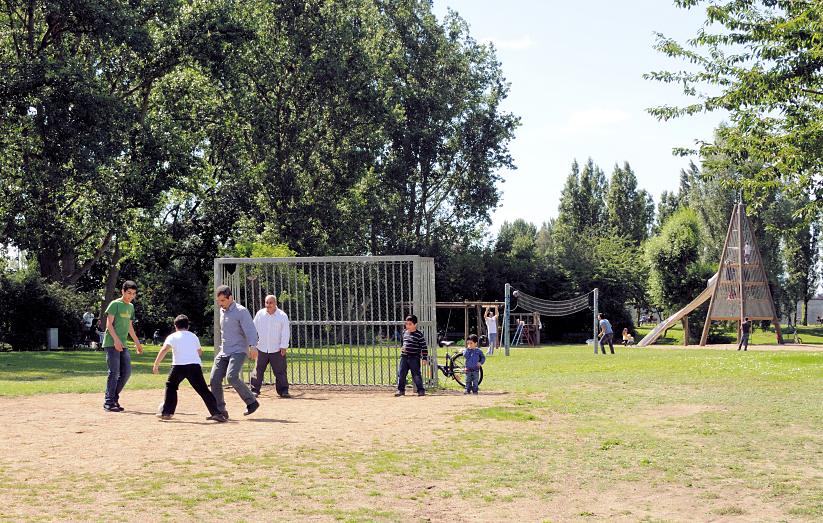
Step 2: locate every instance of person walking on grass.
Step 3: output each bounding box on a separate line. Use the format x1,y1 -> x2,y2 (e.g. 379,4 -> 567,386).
598,313 -> 615,355
395,315 -> 428,397
463,334 -> 485,394
152,315 -> 226,422
211,285 -> 260,418
102,280 -> 143,412
738,317 -> 751,351
251,295 -> 291,398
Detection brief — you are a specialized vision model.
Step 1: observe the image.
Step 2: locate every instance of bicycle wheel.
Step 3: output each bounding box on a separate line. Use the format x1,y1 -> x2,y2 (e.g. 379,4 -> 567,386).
449,353 -> 467,388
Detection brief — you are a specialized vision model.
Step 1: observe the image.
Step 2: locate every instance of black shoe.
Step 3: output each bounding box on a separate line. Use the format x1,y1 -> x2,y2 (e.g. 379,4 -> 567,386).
737,347 -> 741,351
221,411 -> 230,420
394,391 -> 405,397
743,348 -> 747,351
472,391 -> 478,395
417,391 -> 425,396
103,404 -> 123,412
279,392 -> 291,398
464,391 -> 471,394
159,414 -> 173,421
243,401 -> 260,416
206,414 -> 228,423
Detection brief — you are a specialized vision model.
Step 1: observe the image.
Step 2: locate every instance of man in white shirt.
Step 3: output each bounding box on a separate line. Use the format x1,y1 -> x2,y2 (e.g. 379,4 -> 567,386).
251,295 -> 291,398
484,305 -> 499,355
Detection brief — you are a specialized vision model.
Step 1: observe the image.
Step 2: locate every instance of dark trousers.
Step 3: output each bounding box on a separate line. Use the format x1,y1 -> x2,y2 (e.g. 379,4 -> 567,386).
104,347 -> 131,406
163,364 -> 220,416
250,351 -> 289,396
738,333 -> 750,350
599,333 -> 615,354
466,369 -> 480,393
397,354 -> 425,393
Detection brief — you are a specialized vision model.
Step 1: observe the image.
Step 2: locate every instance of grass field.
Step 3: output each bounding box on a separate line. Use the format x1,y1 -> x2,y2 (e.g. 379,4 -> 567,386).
0,342 -> 822,521
635,322 -> 823,345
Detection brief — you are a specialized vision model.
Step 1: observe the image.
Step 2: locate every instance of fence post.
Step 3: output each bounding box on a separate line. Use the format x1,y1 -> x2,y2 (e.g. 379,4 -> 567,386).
504,283 -> 511,356
593,288 -> 599,355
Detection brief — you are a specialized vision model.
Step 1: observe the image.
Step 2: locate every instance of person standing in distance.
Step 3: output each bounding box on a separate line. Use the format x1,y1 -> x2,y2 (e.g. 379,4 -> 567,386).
102,280 -> 144,412
251,295 -> 291,398
484,305 -> 499,355
212,285 -> 260,417
597,313 -> 615,355
738,317 -> 751,351
395,315 -> 428,397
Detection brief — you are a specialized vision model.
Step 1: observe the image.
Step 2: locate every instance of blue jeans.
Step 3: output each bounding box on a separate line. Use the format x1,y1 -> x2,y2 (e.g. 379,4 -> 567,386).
466,368 -> 480,393
487,333 -> 498,355
104,347 -> 131,406
210,352 -> 256,414
599,333 -> 614,354
397,355 -> 425,393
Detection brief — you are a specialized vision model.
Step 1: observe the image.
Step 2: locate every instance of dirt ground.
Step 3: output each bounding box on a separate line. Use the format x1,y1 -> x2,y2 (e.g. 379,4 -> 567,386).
0,382 -> 813,522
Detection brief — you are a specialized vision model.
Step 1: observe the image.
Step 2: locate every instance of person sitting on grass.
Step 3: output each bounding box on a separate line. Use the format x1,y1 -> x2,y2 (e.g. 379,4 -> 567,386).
152,314 -> 227,423
622,328 -> 635,346
463,334 -> 485,395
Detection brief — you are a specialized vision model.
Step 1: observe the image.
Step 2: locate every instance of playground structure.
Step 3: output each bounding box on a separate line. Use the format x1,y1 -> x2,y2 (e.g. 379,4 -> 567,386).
504,285 -> 599,354
435,300 -> 505,345
509,312 -> 542,346
213,255 -> 438,387
638,203 -> 783,346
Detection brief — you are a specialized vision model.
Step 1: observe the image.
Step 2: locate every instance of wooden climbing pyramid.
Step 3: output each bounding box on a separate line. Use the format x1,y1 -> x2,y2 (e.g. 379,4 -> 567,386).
699,203 -> 783,345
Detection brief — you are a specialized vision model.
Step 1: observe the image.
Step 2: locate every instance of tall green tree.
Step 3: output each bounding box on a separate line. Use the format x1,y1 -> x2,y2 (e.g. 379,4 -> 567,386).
645,208 -> 713,322
0,0 -> 245,285
781,193 -> 821,325
557,158 -> 608,233
370,2 -> 519,253
605,162 -> 655,244
646,0 -> 823,218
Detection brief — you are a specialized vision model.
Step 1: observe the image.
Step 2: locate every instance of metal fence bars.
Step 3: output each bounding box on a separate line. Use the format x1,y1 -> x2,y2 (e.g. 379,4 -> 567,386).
213,256 -> 437,387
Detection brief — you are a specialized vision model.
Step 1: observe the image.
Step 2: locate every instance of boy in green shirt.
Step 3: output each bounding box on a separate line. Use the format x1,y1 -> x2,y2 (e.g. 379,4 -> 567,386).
103,280 -> 144,412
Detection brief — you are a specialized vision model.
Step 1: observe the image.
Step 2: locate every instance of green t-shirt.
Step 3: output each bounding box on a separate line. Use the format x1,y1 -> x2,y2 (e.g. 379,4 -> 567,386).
103,298 -> 135,348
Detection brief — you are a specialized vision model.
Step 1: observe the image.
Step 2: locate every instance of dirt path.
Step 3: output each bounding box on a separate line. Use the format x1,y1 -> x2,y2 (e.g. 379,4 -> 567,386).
0,385 -> 811,522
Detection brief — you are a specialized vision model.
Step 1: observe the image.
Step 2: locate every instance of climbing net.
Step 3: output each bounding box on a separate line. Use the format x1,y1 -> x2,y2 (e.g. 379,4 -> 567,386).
511,288 -> 593,316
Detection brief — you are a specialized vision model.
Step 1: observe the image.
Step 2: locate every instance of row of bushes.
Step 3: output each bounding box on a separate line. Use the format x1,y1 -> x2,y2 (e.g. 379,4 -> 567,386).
0,270 -> 96,350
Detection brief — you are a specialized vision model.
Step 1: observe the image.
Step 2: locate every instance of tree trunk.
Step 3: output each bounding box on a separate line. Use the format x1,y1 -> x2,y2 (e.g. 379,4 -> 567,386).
802,298 -> 809,326
99,242 -> 122,321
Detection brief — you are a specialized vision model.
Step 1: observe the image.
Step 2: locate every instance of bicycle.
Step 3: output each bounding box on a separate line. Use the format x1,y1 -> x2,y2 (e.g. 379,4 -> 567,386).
435,349 -> 483,388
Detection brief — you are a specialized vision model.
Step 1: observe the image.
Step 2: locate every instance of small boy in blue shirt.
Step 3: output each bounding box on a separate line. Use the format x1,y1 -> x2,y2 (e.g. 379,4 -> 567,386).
463,334 -> 485,394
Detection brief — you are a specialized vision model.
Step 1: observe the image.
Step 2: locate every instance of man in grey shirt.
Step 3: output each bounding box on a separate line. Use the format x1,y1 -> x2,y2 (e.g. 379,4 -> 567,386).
211,285 -> 260,417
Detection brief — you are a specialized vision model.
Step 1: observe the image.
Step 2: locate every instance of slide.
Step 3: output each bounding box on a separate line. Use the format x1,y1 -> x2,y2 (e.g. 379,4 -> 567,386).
637,285 -> 715,347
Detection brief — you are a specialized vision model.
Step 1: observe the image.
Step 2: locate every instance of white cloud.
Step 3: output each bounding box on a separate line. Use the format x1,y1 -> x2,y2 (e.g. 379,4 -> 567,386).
567,108 -> 630,132
486,34 -> 535,51
542,108 -> 632,138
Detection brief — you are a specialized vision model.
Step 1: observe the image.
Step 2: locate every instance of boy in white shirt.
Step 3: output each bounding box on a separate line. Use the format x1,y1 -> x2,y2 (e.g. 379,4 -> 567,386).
152,315 -> 227,422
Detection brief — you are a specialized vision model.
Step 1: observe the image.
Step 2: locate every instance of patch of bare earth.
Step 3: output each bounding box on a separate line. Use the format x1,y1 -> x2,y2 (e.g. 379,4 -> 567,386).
0,388 -> 812,522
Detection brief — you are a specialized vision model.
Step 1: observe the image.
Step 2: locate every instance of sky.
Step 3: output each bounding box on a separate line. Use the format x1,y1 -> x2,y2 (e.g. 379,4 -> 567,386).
431,0 -> 726,232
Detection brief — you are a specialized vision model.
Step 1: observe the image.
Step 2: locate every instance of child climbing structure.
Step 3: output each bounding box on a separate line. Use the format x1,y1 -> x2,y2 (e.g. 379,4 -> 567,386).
638,202 -> 783,346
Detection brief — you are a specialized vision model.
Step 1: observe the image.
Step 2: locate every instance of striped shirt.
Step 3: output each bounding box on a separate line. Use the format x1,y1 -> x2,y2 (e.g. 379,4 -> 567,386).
401,329 -> 428,358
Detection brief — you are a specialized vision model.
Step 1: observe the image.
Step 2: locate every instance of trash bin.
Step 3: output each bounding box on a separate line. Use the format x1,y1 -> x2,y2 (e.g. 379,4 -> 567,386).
47,328 -> 58,350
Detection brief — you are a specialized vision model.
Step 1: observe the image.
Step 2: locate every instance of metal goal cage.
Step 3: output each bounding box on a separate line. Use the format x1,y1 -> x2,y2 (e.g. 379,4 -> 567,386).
213,256 -> 437,387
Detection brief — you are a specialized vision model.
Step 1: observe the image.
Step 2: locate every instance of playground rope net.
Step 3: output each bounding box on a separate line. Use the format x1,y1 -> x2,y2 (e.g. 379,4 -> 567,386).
512,289 -> 592,316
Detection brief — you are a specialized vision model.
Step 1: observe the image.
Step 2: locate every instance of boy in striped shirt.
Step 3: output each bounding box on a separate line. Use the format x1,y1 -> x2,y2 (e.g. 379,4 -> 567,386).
395,315 -> 428,397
